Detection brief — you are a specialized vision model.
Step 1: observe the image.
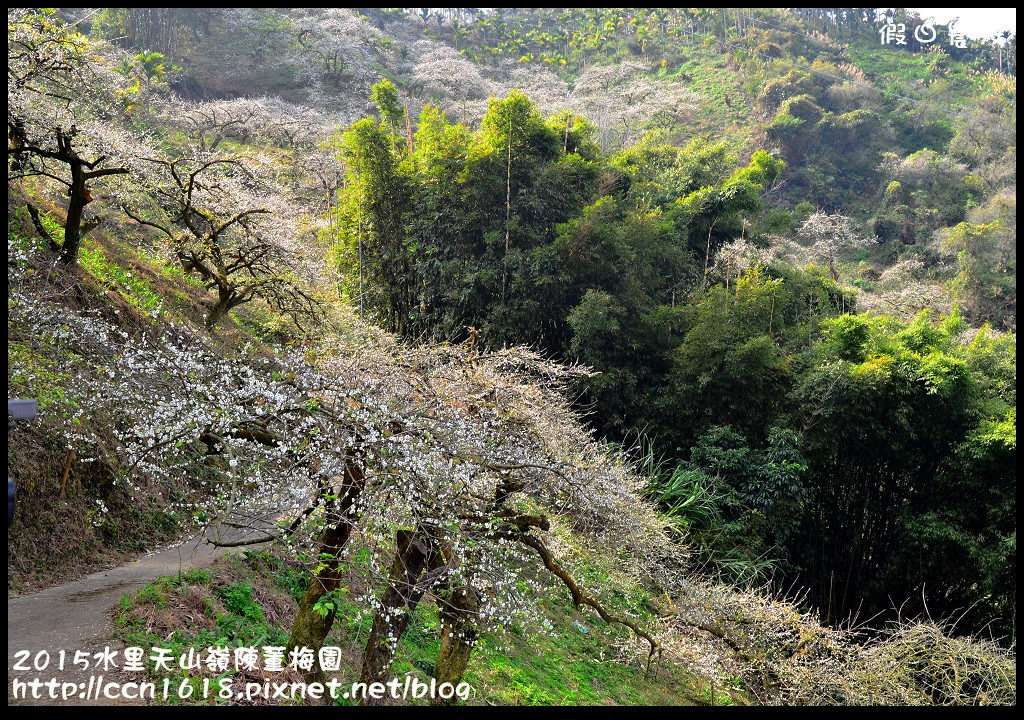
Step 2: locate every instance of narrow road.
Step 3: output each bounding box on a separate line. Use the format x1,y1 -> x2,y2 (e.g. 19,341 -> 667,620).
8,525 -> 269,706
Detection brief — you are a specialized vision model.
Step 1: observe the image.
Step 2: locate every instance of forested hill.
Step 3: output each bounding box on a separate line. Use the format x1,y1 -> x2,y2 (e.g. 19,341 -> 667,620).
7,7 -> 1017,706
81,7 -> 1016,330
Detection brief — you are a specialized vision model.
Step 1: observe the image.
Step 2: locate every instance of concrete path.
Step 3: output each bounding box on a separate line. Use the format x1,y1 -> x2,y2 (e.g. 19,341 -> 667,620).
8,525 -> 269,705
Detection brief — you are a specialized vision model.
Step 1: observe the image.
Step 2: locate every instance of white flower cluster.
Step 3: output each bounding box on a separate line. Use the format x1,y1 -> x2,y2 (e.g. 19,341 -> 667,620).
795,211 -> 873,272
164,97 -> 334,153
410,41 -> 495,102
11,243 -> 672,636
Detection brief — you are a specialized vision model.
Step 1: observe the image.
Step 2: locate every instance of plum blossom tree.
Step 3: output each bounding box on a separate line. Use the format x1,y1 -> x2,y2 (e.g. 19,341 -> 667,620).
410,41 -> 495,103
12,256 -> 671,695
121,151 -> 319,329
488,62 -> 700,148
405,53 -> 699,149
170,97 -> 329,153
165,96 -> 345,223
315,345 -> 668,702
796,211 -> 872,281
8,8 -> 132,264
285,8 -> 389,101
567,62 -> 700,146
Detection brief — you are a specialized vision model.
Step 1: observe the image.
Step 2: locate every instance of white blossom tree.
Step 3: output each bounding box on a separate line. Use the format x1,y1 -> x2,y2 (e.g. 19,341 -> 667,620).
281,7 -> 392,111
121,151 -> 319,329
410,41 -> 495,102
169,96 -> 330,152
8,9 -> 133,263
796,211 -> 872,280
11,247 -> 671,693
490,61 -> 700,148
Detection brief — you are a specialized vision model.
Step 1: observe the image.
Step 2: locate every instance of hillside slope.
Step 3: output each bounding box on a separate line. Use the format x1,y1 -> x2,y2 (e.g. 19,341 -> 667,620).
8,8 -> 1017,706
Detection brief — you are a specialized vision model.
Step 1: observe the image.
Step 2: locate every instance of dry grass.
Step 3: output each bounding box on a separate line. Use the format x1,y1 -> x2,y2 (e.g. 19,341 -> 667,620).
659,579 -> 1016,706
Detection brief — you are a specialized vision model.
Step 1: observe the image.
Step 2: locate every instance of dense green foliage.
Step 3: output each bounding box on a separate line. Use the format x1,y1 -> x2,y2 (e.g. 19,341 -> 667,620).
333,71 -> 1015,640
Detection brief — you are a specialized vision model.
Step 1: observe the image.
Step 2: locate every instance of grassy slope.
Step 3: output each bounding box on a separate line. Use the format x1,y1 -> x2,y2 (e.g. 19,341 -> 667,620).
6,193 -> 290,595
661,46 -> 757,149
114,548 -> 721,706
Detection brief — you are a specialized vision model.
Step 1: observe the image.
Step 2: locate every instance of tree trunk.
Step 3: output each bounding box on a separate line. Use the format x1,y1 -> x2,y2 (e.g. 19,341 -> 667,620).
432,583 -> 480,704
359,527 -> 438,705
205,287 -> 236,329
288,452 -> 365,676
59,165 -> 88,265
